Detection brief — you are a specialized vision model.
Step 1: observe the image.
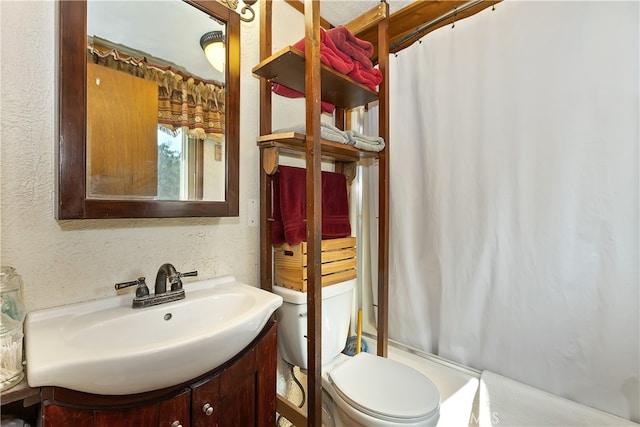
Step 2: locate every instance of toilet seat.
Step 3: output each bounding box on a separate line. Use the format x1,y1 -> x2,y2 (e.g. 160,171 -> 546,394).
327,352 -> 440,423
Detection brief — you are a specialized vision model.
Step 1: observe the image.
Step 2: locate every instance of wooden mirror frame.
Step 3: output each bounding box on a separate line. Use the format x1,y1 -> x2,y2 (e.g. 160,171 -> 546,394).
58,0 -> 240,219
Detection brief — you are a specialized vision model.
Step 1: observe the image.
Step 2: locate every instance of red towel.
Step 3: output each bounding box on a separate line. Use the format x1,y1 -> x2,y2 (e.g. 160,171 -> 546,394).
292,28 -> 355,75
321,169 -> 352,239
272,83 -> 335,114
272,28 -> 358,113
272,166 -> 351,246
347,62 -> 383,91
273,27 -> 383,105
326,26 -> 374,70
271,171 -> 283,245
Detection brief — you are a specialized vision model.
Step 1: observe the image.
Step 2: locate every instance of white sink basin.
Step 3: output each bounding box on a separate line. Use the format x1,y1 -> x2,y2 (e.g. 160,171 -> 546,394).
25,276 -> 283,395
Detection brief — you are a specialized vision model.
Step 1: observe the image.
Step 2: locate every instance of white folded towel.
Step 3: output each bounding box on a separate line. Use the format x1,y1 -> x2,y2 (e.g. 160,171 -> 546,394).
345,129 -> 385,152
478,370 -> 637,426
273,123 -> 385,152
273,122 -> 349,145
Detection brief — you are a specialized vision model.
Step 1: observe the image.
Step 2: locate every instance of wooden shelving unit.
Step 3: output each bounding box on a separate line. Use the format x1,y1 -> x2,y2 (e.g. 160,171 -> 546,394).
255,1 -> 389,425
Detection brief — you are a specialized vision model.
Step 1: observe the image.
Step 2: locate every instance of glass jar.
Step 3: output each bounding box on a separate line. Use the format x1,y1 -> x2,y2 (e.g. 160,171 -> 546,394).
0,266 -> 26,391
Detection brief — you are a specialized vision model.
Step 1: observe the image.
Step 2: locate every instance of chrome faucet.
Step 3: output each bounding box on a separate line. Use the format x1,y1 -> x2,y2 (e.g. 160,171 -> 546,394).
115,264 -> 198,308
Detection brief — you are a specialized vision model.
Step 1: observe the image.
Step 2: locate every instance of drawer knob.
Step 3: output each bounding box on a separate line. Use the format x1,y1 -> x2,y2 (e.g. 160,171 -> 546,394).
170,421 -> 182,427
203,403 -> 214,416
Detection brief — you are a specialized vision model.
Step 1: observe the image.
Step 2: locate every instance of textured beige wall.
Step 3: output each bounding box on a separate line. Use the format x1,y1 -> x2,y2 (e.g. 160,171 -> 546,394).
0,1 -> 265,312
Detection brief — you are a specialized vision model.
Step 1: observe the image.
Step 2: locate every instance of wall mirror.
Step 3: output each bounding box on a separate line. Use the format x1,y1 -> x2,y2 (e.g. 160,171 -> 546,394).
58,0 -> 240,219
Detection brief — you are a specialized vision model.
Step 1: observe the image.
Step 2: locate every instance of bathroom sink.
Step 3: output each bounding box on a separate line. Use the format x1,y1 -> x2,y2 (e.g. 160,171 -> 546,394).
25,276 -> 283,395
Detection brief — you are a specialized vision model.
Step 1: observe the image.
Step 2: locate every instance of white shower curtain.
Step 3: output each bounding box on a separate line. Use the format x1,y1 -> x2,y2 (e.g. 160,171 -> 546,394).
385,1 -> 639,422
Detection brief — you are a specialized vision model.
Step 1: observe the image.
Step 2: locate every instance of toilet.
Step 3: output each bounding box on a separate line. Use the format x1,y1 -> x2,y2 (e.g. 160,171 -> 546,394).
273,279 -> 440,427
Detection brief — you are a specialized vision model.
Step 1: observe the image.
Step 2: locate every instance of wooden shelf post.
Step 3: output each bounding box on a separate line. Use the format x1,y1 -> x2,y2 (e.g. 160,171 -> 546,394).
303,1 -> 323,425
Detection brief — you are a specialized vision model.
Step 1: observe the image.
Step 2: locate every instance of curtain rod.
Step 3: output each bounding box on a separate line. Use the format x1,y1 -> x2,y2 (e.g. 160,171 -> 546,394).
389,0 -> 485,52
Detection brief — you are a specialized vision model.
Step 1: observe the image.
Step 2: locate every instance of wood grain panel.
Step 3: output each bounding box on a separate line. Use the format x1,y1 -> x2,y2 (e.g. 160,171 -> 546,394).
220,348 -> 256,396
274,237 -> 357,291
191,375 -> 220,427
343,2 -> 387,36
376,5 -> 390,357
303,1 -> 323,424
87,63 -> 158,198
219,376 -> 256,427
94,404 -> 158,426
158,389 -> 191,427
42,403 -> 94,427
259,0 -> 274,293
256,321 -> 278,427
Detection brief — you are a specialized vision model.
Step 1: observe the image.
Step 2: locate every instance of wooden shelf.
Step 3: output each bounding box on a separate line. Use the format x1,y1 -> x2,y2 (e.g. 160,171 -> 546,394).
252,47 -> 378,110
257,132 -> 379,162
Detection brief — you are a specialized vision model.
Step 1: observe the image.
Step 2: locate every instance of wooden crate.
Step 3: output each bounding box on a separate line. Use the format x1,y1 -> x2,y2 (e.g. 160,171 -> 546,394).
274,237 -> 357,291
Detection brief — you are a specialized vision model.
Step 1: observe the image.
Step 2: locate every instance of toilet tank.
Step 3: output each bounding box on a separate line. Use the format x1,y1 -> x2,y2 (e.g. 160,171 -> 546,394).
272,279 -> 355,370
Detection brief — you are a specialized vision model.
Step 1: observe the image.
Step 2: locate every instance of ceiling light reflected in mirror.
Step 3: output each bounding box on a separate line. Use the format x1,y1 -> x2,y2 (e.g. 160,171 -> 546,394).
200,31 -> 225,72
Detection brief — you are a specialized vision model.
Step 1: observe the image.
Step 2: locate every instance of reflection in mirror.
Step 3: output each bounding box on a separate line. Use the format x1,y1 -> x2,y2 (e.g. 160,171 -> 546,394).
87,1 -> 226,201
57,0 -> 239,218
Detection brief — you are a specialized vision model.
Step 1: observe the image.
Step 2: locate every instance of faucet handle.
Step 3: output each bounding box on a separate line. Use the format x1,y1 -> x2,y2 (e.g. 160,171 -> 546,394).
179,270 -> 198,278
169,270 -> 198,292
115,277 -> 150,298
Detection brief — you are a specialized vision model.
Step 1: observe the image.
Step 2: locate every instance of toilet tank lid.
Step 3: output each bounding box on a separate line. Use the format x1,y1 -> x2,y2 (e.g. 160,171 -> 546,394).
272,279 -> 355,304
328,352 -> 440,421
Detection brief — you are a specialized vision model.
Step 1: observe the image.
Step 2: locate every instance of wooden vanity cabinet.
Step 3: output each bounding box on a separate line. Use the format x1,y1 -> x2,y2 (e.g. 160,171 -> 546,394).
41,320 -> 277,427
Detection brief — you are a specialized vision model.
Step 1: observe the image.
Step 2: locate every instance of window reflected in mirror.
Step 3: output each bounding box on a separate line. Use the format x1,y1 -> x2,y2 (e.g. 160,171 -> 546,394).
157,127 -> 225,201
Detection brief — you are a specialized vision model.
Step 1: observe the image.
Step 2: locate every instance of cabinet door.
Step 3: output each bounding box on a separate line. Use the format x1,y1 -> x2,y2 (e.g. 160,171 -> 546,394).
219,376 -> 256,427
192,375 -> 220,427
256,321 -> 278,427
159,388 -> 191,427
219,347 -> 257,426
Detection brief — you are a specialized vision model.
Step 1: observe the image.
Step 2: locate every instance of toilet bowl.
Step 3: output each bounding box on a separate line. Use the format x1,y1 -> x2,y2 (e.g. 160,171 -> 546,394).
322,352 -> 440,427
273,280 -> 440,426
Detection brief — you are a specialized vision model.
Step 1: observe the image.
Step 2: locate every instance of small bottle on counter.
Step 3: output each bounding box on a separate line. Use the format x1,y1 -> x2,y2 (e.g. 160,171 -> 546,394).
0,266 -> 26,391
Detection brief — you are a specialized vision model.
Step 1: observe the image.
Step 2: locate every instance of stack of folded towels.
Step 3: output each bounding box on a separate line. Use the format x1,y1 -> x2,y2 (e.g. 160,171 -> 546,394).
273,26 -> 383,114
275,122 -> 385,152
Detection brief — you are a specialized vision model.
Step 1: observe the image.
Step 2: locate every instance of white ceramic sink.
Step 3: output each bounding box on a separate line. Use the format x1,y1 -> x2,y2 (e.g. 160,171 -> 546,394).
25,276 -> 282,395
